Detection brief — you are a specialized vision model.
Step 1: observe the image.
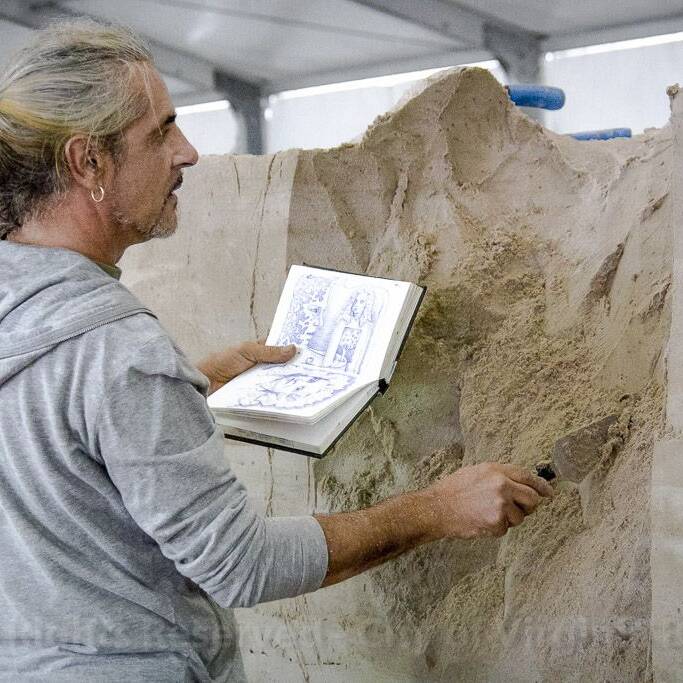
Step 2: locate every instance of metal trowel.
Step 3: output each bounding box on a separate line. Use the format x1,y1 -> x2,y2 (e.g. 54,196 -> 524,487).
535,415 -> 618,483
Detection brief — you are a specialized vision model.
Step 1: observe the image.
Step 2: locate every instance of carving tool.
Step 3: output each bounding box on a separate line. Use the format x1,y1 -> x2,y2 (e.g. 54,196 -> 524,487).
535,415 -> 618,482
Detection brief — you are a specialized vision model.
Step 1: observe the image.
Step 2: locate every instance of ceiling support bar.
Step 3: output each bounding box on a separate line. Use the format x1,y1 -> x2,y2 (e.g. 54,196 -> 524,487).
348,0 -> 543,84
348,0 -> 484,47
214,71 -> 264,155
483,23 -> 542,83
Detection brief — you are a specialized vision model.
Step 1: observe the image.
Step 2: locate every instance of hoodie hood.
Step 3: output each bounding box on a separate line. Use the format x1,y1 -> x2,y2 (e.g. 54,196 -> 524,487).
0,241 -> 152,387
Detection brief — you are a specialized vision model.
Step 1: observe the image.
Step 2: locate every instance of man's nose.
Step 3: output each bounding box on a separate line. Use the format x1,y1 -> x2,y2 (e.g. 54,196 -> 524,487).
175,128 -> 199,167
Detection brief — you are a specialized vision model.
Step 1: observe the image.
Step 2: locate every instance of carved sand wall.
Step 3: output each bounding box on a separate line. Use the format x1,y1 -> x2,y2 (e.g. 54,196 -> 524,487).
122,68 -> 681,681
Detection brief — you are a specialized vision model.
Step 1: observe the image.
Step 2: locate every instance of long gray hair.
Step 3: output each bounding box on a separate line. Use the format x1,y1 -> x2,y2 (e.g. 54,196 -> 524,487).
0,19 -> 153,238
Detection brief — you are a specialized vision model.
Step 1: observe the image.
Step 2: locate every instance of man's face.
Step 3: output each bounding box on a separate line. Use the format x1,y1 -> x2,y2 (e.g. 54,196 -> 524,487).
109,64 -> 198,241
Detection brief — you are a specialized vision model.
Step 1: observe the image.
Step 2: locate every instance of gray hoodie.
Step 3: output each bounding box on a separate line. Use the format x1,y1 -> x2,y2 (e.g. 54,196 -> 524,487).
0,241 -> 328,682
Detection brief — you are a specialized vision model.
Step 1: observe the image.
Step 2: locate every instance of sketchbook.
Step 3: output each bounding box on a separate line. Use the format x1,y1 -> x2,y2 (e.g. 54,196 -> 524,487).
208,264 -> 425,457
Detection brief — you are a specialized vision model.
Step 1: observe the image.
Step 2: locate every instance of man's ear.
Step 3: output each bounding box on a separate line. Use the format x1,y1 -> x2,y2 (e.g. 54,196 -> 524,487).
64,135 -> 110,192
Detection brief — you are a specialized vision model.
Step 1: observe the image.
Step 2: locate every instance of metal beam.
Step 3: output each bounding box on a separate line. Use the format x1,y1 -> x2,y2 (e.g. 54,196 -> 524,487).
485,23 -> 543,122
484,24 -> 541,83
349,0 -> 485,48
543,13 -> 683,52
214,71 -> 263,154
349,0 -> 543,84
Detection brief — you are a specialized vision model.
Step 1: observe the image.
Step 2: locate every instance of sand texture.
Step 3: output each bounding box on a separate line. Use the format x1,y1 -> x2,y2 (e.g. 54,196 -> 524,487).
122,68 -> 677,681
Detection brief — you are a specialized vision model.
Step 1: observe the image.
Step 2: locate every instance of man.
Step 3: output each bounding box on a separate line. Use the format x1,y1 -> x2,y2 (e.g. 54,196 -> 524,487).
0,19 -> 553,682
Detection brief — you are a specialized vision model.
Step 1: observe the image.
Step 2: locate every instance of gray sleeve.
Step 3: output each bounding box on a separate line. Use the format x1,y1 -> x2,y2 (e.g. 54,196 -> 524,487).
94,334 -> 329,608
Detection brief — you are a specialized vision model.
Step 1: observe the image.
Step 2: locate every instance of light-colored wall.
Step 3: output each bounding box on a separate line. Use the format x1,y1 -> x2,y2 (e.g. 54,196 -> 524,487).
543,40 -> 683,135
176,105 -> 239,156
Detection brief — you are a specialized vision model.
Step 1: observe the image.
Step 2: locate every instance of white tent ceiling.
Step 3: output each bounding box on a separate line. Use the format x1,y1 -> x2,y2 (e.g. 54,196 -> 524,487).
0,0 -> 681,102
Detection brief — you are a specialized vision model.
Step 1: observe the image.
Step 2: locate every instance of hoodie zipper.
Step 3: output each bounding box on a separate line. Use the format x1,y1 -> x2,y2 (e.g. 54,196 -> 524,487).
0,306 -> 154,359
49,308 -> 155,345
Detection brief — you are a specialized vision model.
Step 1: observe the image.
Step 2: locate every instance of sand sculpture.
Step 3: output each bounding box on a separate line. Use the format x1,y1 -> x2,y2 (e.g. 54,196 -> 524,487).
121,68 -> 683,681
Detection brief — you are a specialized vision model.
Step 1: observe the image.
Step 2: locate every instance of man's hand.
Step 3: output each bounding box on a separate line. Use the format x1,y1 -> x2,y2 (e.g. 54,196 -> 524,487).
424,463 -> 554,540
197,340 -> 296,394
315,462 -> 554,587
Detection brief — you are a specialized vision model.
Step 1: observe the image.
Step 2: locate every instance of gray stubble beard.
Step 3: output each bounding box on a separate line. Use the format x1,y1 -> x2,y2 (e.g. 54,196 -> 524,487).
112,198 -> 179,242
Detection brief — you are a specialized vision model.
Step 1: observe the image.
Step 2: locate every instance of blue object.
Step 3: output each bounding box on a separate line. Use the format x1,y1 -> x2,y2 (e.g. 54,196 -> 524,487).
570,128 -> 632,141
506,85 -> 566,110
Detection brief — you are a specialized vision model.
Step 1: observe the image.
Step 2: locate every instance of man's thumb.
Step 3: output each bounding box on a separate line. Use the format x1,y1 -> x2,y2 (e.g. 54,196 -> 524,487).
257,343 -> 297,363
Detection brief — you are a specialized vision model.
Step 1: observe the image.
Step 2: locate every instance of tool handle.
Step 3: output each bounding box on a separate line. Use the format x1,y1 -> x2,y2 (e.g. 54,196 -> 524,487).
570,127 -> 632,141
534,463 -> 557,481
506,85 -> 566,110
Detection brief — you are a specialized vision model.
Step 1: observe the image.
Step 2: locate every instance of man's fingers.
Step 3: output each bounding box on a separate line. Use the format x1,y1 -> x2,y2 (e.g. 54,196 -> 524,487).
504,503 -> 525,528
510,482 -> 542,514
245,342 -> 296,364
491,519 -> 510,537
500,464 -> 554,498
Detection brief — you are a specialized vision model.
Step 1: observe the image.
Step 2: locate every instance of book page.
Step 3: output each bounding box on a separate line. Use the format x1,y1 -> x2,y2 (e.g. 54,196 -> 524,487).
217,383 -> 380,455
270,266 -> 409,375
209,265 -> 411,421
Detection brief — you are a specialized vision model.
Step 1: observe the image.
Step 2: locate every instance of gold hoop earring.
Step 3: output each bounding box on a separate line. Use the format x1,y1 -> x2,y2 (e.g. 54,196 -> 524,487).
90,185 -> 105,203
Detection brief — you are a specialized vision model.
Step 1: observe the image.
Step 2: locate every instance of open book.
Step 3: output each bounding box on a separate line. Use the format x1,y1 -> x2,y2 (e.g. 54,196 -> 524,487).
208,265 -> 425,456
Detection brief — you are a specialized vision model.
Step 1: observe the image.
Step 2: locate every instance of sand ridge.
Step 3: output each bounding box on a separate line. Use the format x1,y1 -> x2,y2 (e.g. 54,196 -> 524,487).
121,66 -> 674,681
295,68 -> 670,680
